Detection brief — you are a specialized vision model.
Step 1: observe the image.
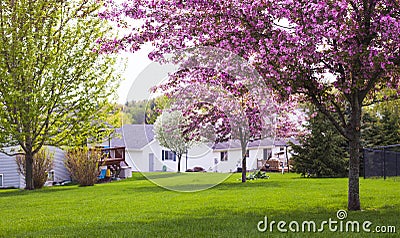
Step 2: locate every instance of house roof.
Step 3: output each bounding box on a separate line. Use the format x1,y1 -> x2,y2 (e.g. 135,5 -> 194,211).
104,124 -> 299,151
213,137 -> 300,150
212,140 -> 242,150
104,124 -> 154,150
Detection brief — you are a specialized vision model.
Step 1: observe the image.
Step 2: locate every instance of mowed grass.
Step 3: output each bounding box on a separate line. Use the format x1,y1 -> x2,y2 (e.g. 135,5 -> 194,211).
142,172 -> 232,192
0,173 -> 399,237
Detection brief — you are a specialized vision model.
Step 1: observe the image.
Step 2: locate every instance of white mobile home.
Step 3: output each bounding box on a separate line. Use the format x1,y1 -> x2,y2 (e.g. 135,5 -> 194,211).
0,150 -> 24,188
0,146 -> 70,188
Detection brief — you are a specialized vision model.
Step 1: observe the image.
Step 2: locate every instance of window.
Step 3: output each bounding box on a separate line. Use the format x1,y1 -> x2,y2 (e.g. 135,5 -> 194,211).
162,150 -> 176,161
263,149 -> 272,160
47,170 -> 55,181
280,147 -> 285,151
220,151 -> 228,161
0,174 -> 3,187
246,150 -> 250,158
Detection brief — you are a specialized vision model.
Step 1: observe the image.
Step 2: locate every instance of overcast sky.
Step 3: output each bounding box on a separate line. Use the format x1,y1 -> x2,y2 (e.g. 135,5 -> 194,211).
117,45 -> 178,104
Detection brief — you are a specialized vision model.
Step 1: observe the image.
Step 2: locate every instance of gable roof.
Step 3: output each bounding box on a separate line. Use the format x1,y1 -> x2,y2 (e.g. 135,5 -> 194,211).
105,124 -> 154,150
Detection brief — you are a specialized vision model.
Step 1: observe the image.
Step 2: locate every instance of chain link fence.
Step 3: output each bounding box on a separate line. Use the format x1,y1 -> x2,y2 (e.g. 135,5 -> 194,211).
363,145 -> 400,179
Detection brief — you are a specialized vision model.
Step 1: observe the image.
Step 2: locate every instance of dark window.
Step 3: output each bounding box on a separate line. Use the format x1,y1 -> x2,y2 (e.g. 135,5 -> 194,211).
0,174 -> 3,187
263,149 -> 272,160
246,150 -> 250,158
221,151 -> 228,161
47,171 -> 55,181
162,150 -> 176,161
280,147 -> 285,151
115,149 -> 123,158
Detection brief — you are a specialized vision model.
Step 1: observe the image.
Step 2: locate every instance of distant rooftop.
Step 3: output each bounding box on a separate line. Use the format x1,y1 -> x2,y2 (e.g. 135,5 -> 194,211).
104,124 -> 299,151
103,124 -> 154,150
213,138 -> 300,150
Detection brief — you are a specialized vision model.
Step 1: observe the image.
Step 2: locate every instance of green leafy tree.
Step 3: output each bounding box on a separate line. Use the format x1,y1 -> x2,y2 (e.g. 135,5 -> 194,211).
362,106 -> 400,147
380,108 -> 400,145
123,96 -> 171,125
145,96 -> 171,124
107,104 -> 132,128
0,0 -> 118,189
291,107 -> 348,178
361,112 -> 384,148
123,100 -> 147,124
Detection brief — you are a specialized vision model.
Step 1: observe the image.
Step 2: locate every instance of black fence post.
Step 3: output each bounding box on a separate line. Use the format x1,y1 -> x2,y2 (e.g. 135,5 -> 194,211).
363,149 -> 366,179
365,145 -> 400,179
396,151 -> 398,177
383,148 -> 386,180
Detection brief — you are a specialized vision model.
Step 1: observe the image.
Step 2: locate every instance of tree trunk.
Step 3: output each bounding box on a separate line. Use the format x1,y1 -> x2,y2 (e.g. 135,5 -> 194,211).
25,151 -> 34,190
347,99 -> 362,211
348,136 -> 361,210
177,154 -> 182,173
238,127 -> 248,183
241,144 -> 247,183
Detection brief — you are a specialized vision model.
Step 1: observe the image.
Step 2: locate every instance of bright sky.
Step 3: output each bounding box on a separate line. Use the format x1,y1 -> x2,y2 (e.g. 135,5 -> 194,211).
117,45 -> 152,104
117,44 -> 177,104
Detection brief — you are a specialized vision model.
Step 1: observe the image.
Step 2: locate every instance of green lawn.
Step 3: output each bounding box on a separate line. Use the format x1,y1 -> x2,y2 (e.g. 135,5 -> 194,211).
0,173 -> 398,237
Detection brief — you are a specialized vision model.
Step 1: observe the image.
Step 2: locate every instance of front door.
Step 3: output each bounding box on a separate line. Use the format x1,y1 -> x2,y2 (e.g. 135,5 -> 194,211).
149,153 -> 154,172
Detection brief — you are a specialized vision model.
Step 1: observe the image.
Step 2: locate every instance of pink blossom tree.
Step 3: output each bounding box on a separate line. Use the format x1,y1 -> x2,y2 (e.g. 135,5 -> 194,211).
153,47 -> 302,182
101,0 -> 400,210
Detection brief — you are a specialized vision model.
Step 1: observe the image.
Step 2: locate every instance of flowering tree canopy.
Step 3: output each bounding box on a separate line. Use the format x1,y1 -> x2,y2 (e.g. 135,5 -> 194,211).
102,0 -> 400,210
151,47 -> 303,181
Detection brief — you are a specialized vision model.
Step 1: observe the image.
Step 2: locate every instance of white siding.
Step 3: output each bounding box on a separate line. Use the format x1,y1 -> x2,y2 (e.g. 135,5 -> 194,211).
0,153 -> 23,188
49,146 -> 71,182
127,141 -> 216,173
186,144 -> 214,172
124,140 -> 296,173
213,149 -> 242,173
0,146 -> 70,188
126,149 -> 146,172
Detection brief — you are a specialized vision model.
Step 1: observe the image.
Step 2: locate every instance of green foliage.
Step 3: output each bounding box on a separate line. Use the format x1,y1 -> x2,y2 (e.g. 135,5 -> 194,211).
362,106 -> 400,148
123,100 -> 147,124
0,0 -> 119,189
123,96 -> 171,124
291,107 -> 348,178
246,171 -> 269,180
64,147 -> 102,187
105,104 -> 132,128
15,148 -> 54,189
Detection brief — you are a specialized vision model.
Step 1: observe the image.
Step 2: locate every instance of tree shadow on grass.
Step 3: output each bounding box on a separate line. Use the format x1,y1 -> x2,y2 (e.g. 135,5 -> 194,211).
0,186 -> 78,198
11,207 -> 399,238
125,178 -> 282,194
212,180 -> 281,190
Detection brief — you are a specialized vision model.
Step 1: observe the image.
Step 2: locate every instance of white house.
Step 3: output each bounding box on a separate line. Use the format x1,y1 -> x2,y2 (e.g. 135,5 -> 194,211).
211,138 -> 298,172
0,146 -> 70,188
107,124 -> 299,173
